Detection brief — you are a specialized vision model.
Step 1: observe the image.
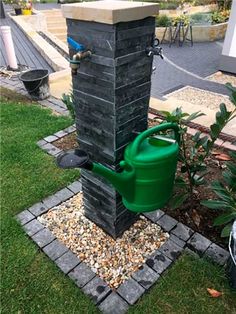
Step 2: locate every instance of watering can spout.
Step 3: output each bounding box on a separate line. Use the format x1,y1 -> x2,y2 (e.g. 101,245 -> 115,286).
56,149 -> 135,203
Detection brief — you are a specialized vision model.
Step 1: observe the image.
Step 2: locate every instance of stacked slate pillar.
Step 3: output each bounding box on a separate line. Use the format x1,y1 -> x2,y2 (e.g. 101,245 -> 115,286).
62,1 -> 158,238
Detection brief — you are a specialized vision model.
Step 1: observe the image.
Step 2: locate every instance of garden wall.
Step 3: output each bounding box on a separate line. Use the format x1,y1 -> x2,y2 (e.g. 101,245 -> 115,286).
156,22 -> 228,42
160,4 -> 218,17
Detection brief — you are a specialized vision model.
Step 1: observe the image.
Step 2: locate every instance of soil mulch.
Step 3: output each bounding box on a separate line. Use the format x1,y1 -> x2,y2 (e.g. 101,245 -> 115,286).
51,122 -> 233,248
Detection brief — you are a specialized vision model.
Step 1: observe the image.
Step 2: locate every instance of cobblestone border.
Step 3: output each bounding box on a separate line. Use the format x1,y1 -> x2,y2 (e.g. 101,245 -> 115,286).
0,75 -> 70,116
16,181 -> 230,313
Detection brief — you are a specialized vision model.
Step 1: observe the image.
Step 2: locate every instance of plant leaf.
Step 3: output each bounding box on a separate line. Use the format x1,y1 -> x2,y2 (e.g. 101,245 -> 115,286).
210,123 -> 220,139
185,111 -> 205,122
201,200 -> 232,210
213,212 -> 236,226
221,223 -> 233,237
169,193 -> 188,209
211,181 -> 232,202
207,288 -> 222,298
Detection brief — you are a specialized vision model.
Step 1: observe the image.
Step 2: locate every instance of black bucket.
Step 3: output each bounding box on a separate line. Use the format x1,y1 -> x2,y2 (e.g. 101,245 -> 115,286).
19,69 -> 50,100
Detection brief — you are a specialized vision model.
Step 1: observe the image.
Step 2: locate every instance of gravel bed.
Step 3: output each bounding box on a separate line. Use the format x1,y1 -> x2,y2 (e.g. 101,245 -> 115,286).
38,193 -> 169,289
167,86 -> 234,111
207,71 -> 236,86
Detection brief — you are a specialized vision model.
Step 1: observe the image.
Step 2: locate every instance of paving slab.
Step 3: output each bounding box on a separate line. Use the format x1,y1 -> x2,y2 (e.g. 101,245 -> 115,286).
82,276 -> 111,305
43,239 -> 69,261
117,278 -> 145,305
187,232 -> 212,255
55,251 -> 80,274
99,292 -> 129,314
171,222 -> 194,242
159,239 -> 183,261
68,262 -> 96,288
146,251 -> 172,274
28,201 -> 48,217
23,219 -> 44,237
31,228 -> 55,248
156,214 -> 178,232
16,210 -> 35,225
143,209 -> 165,223
204,243 -> 230,265
132,264 -> 159,290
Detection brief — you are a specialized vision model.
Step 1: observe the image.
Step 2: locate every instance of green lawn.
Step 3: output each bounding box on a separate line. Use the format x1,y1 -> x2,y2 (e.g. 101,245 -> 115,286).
1,89 -> 236,313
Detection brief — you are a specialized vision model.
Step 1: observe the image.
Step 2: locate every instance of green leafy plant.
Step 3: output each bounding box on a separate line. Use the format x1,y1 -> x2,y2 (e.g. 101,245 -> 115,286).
61,92 -> 75,120
172,14 -> 191,26
156,14 -> 172,27
160,83 -> 236,209
211,9 -> 230,24
201,151 -> 236,238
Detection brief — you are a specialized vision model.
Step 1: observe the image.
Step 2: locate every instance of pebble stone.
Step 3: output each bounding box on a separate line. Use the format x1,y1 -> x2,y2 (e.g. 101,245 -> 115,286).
99,292 -> 129,314
146,251 -> 172,274
82,276 -> 111,304
187,232 -> 211,255
31,228 -> 55,248
23,219 -> 44,237
55,251 -> 81,274
204,243 -> 230,266
156,214 -> 178,232
43,239 -> 69,261
117,278 -> 145,305
159,239 -> 183,261
171,222 -> 194,241
68,262 -> 96,288
143,209 -> 165,223
132,264 -> 159,290
16,210 -> 35,225
28,202 -> 48,217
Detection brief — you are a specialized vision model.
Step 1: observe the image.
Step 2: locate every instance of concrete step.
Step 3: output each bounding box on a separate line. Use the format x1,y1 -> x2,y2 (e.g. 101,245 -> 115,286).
48,27 -> 67,35
54,33 -> 67,42
47,21 -> 66,27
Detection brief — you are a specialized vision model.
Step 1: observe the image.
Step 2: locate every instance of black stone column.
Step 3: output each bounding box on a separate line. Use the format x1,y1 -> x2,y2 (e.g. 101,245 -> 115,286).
66,16 -> 156,238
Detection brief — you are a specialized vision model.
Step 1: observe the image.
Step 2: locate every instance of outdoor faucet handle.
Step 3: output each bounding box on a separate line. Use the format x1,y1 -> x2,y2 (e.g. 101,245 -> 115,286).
67,37 -> 85,52
146,37 -> 164,59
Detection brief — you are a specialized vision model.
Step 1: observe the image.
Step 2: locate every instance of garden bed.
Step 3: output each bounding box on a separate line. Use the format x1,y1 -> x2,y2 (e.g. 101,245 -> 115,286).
51,122 -> 233,248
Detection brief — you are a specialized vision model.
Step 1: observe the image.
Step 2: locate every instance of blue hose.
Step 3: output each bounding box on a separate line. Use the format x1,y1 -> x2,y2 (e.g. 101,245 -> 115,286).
67,37 -> 85,52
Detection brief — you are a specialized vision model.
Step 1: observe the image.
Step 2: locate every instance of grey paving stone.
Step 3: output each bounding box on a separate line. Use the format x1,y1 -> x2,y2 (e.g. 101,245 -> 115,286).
42,195 -> 61,209
55,251 -> 80,274
67,181 -> 82,194
159,239 -> 183,261
146,251 -> 172,274
31,228 -> 55,248
41,143 -> 62,156
43,239 -> 69,261
28,202 -> 48,216
187,232 -> 211,255
171,222 -> 194,241
82,276 -> 111,304
170,234 -> 186,248
99,292 -> 129,314
54,130 -> 68,138
37,139 -> 47,147
64,125 -> 76,133
156,214 -> 178,232
184,247 -> 199,258
23,219 -> 44,237
68,262 -> 96,288
132,264 -> 159,289
117,278 -> 145,305
204,243 -> 230,266
16,210 -> 35,225
54,188 -> 74,202
143,209 -> 165,223
44,135 -> 58,143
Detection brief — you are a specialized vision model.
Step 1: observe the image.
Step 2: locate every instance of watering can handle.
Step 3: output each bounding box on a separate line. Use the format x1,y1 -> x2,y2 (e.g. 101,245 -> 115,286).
130,122 -> 180,157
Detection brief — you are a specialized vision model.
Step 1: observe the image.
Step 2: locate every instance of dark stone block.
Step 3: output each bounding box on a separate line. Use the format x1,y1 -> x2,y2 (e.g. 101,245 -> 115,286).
55,251 -> 80,274
156,214 -> 178,232
132,264 -> 159,289
146,251 -> 172,274
16,210 -> 34,225
42,195 -> 61,209
159,239 -> 183,261
28,202 -> 48,217
54,188 -> 74,202
67,181 -> 82,194
82,276 -> 111,304
68,262 -> 96,288
31,228 -> 55,248
143,209 -> 165,223
117,278 -> 145,305
23,219 -> 44,237
187,232 -> 211,255
170,234 -> 186,248
204,243 -> 229,265
171,222 -> 194,241
41,143 -> 62,156
44,135 -> 58,143
98,292 -> 129,314
43,239 -> 69,261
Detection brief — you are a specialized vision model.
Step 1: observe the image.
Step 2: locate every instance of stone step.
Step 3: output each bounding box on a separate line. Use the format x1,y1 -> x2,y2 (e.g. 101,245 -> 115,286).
48,27 -> 67,35
47,21 -> 66,27
55,33 -> 67,42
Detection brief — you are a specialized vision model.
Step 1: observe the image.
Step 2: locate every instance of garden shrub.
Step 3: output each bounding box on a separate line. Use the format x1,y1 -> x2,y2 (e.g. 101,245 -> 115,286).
211,9 -> 230,24
156,14 -> 171,27
172,14 -> 191,26
61,92 -> 75,120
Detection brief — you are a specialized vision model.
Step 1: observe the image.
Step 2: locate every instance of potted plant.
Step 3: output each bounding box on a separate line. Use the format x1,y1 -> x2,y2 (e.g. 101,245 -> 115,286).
21,0 -> 32,15
4,0 -> 23,15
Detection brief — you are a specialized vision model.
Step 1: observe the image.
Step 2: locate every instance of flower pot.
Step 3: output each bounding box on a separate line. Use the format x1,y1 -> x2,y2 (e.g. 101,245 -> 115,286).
14,8 -> 22,15
22,9 -> 32,15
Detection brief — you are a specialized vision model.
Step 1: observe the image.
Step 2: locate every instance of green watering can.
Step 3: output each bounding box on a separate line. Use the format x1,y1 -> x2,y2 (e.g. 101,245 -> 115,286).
57,122 -> 180,213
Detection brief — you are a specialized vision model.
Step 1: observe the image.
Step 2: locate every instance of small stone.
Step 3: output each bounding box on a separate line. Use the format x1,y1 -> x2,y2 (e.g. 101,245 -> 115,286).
117,278 -> 145,305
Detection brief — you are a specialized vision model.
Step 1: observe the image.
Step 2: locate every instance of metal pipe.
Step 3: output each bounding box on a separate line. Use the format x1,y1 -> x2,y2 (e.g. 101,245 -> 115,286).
0,26 -> 18,70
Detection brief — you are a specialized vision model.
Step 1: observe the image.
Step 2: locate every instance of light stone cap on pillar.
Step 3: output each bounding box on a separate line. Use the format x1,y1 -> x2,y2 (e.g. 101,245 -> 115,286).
62,1 -> 159,24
